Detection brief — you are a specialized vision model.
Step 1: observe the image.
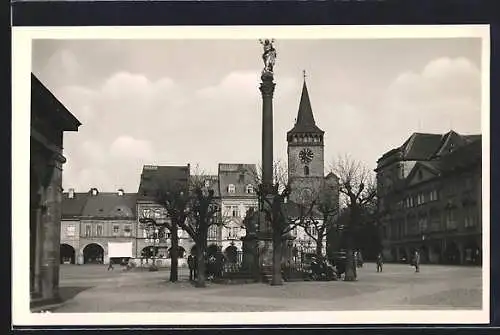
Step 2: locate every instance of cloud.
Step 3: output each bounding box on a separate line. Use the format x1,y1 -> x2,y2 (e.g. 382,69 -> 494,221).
383,57 -> 481,135
110,136 -> 155,161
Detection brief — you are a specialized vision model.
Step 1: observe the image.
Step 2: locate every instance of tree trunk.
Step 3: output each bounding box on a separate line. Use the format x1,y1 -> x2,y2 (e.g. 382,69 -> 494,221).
195,238 -> 207,288
169,221 -> 178,282
315,239 -> 323,258
271,230 -> 283,286
316,228 -> 325,257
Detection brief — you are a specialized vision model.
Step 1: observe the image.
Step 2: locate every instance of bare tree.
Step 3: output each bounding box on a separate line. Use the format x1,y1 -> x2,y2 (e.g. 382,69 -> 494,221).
154,179 -> 190,283
295,183 -> 340,258
329,154 -> 376,281
184,172 -> 222,287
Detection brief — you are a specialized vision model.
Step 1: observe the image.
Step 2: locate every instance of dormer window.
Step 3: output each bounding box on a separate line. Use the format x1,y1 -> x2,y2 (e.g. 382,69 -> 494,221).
90,188 -> 99,196
246,184 -> 254,194
117,188 -> 124,196
228,184 -> 235,193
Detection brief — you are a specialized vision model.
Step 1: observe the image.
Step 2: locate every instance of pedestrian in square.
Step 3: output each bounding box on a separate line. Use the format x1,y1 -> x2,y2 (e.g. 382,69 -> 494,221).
193,254 -> 198,280
414,250 -> 420,273
107,260 -> 114,271
376,252 -> 383,273
188,254 -> 195,281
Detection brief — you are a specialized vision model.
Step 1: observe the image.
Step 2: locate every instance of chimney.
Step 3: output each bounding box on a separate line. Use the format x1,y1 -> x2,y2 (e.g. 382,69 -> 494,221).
117,188 -> 124,196
68,188 -> 75,199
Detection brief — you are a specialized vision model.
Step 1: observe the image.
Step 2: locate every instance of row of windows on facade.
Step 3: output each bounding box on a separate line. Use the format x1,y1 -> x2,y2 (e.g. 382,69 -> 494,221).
398,190 -> 439,209
142,204 -> 256,220
65,224 -> 133,238
290,135 -> 323,143
383,206 -> 478,239
226,184 -> 255,194
223,205 -> 257,218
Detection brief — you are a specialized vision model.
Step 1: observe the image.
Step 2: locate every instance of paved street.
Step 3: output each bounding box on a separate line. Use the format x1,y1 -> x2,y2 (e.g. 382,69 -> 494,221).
52,263 -> 482,312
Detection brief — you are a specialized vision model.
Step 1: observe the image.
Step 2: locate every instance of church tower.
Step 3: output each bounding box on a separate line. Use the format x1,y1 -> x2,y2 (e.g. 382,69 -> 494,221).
287,73 -> 325,204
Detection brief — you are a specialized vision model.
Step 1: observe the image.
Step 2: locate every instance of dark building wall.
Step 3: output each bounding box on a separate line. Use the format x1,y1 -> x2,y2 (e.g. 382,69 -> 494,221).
377,132 -> 481,265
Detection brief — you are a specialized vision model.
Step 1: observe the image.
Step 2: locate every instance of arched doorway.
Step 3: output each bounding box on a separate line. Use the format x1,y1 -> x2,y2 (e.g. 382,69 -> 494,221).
444,241 -> 460,265
225,245 -> 238,263
141,246 -> 158,259
83,243 -> 104,264
464,240 -> 481,265
207,244 -> 218,258
167,246 -> 186,258
60,244 -> 75,264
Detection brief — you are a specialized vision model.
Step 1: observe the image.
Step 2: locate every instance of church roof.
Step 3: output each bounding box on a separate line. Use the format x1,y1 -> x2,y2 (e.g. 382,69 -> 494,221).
287,81 -> 324,136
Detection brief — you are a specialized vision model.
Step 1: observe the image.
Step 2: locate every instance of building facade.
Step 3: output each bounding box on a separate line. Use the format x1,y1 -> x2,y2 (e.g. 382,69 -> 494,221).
30,74 -> 81,307
217,163 -> 259,261
136,164 -> 193,265
61,188 -> 137,265
376,131 -> 482,265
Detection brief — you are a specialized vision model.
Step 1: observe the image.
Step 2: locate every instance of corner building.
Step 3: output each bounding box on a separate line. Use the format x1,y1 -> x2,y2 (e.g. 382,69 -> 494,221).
376,131 -> 482,265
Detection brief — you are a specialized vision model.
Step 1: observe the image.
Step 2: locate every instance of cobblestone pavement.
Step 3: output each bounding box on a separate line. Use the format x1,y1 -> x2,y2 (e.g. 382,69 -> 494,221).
53,263 -> 482,312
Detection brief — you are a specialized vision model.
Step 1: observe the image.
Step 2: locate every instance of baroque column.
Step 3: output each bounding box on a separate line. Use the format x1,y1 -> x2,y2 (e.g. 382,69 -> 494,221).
257,39 -> 277,270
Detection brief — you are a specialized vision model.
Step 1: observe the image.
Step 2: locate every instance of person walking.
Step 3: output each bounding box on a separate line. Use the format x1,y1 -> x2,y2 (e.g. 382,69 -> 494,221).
193,254 -> 198,280
188,254 -> 195,281
107,260 -> 114,271
414,250 -> 421,273
376,253 -> 383,273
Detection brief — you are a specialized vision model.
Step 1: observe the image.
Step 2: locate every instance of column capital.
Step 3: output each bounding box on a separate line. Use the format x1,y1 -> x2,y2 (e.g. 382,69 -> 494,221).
259,80 -> 276,97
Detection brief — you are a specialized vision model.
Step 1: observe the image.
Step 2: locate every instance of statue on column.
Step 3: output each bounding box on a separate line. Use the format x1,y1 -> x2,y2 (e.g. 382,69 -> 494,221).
259,39 -> 277,73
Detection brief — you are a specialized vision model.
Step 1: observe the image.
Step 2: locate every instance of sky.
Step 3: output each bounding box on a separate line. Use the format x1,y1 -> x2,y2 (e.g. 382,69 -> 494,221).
32,37 -> 483,193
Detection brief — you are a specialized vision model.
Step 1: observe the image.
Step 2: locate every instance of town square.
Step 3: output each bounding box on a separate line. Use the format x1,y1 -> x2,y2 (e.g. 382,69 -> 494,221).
17,26 -> 487,324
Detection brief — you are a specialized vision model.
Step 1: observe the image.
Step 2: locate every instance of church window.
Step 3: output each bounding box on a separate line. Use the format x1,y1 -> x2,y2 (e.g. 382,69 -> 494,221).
304,165 -> 310,176
228,184 -> 235,193
96,224 -> 103,237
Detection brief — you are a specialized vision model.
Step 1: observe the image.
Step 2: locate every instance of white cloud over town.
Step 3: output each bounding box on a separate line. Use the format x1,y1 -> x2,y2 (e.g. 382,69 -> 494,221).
32,38 -> 482,192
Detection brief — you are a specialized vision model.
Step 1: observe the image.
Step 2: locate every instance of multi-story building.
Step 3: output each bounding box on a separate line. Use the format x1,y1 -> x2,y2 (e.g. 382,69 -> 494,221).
217,163 -> 259,261
61,187 -> 137,264
286,78 -> 340,254
376,131 -> 482,265
136,164 -> 193,265
30,74 -> 81,307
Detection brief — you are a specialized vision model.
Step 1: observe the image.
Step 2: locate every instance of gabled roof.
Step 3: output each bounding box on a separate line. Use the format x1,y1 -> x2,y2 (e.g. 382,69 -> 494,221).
379,130 -> 482,163
440,138 -> 482,172
405,161 -> 441,186
62,192 -> 89,218
80,192 -> 137,218
218,163 -> 258,198
31,73 -> 81,132
402,132 -> 443,160
137,164 -> 190,200
287,81 -> 324,136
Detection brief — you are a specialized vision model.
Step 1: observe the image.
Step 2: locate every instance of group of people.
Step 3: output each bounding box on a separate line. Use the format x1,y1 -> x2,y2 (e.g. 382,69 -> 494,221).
375,250 -> 421,273
187,252 -> 227,281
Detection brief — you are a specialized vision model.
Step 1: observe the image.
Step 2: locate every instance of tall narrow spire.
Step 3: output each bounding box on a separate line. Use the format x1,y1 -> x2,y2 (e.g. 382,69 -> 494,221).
287,72 -> 324,137
296,79 -> 316,126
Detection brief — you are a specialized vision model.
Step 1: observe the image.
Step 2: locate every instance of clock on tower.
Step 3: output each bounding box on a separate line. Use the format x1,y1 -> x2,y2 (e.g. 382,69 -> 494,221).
299,148 -> 314,164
